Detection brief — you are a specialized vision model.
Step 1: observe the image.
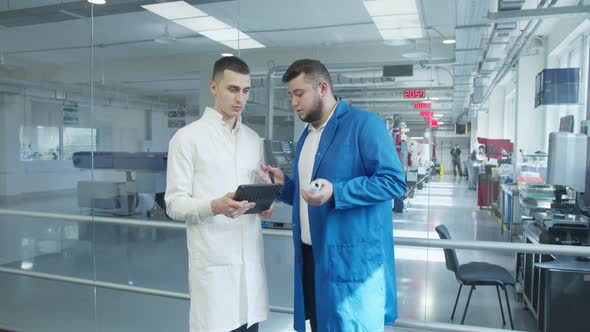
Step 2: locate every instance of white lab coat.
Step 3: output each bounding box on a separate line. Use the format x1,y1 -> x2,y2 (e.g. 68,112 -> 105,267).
165,107 -> 269,332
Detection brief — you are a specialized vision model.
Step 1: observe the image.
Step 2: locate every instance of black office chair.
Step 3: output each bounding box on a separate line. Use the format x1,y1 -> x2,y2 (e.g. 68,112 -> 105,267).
435,224 -> 516,330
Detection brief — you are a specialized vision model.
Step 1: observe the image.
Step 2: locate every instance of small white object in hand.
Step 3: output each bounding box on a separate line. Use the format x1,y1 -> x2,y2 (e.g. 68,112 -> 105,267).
309,181 -> 321,193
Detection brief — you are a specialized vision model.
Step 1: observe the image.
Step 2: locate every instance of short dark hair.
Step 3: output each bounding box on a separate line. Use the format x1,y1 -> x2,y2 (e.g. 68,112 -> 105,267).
212,56 -> 250,81
282,59 -> 333,90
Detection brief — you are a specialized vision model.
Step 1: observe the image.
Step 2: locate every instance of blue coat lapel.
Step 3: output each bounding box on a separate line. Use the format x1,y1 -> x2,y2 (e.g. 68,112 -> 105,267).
311,102 -> 346,180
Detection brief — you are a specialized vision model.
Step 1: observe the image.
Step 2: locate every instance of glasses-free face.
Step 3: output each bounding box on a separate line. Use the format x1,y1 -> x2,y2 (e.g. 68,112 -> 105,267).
287,73 -> 325,124
210,69 -> 251,123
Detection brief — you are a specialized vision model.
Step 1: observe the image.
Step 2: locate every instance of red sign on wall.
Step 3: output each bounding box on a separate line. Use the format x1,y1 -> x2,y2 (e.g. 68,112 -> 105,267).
404,89 -> 426,99
413,102 -> 431,109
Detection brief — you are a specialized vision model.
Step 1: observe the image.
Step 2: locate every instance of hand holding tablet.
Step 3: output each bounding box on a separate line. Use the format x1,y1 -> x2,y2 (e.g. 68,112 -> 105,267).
233,183 -> 284,214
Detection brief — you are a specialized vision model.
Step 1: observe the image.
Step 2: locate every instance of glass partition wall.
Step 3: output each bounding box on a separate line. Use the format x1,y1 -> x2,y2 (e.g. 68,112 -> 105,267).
1,0 -> 589,331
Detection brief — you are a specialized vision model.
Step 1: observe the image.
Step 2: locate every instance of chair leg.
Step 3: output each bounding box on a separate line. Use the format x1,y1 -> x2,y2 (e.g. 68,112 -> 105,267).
496,285 -> 506,326
461,286 -> 475,325
504,286 -> 515,330
451,284 -> 462,320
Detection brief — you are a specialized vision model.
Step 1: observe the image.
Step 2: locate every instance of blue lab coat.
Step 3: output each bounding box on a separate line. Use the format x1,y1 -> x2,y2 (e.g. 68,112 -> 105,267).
279,102 -> 407,332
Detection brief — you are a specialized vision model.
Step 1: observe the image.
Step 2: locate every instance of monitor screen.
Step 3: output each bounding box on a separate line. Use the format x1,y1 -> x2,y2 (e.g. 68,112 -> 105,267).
559,115 -> 574,133
383,65 -> 413,77
271,141 -> 283,152
456,124 -> 466,135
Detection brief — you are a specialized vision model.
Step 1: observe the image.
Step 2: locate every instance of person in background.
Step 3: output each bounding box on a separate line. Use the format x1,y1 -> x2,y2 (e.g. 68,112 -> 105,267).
259,59 -> 407,332
468,145 -> 487,190
165,56 -> 271,332
450,144 -> 462,177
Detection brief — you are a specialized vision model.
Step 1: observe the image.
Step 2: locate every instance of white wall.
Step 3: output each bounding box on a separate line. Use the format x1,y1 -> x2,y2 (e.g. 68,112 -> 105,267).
0,90 -> 182,197
0,94 -> 93,197
516,51 -> 546,156
477,111 -> 490,139
477,86 -> 506,140
488,86 -> 506,139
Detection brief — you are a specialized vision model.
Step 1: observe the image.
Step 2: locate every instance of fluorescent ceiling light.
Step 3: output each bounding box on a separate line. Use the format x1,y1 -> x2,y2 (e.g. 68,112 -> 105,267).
200,28 -> 250,41
438,122 -> 445,125
88,0 -> 106,4
143,1 -> 265,49
433,113 -> 443,118
379,28 -> 423,40
175,16 -> 230,32
428,97 -> 440,100
363,0 -> 418,16
363,0 -> 423,40
443,38 -> 457,44
142,1 -> 207,20
372,14 -> 421,30
383,38 -> 415,46
221,53 -> 234,57
220,39 -> 265,50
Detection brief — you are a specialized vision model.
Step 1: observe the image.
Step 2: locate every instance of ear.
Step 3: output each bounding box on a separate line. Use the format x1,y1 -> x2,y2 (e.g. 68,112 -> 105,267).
209,80 -> 217,96
318,81 -> 329,97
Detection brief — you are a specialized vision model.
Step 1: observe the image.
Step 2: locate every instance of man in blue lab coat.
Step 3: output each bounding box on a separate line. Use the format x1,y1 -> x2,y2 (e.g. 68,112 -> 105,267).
261,59 -> 407,332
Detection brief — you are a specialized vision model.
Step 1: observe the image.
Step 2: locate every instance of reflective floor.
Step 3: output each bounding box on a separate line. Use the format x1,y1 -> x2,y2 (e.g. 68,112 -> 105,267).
0,175 -> 539,331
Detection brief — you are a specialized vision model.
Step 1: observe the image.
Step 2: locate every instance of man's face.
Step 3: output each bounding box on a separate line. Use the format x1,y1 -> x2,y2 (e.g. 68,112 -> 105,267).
479,147 -> 485,153
287,73 -> 323,123
210,69 -> 251,121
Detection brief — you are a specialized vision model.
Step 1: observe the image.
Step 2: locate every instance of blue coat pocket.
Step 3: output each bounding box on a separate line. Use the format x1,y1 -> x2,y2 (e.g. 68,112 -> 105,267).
328,242 -> 382,283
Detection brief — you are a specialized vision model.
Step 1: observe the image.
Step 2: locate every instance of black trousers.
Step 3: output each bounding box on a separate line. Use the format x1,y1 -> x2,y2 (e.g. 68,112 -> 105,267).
230,323 -> 258,332
452,159 -> 463,176
302,243 -> 318,332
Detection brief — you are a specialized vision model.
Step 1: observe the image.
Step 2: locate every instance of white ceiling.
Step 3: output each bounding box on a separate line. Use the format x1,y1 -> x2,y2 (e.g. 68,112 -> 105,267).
0,0 -> 586,127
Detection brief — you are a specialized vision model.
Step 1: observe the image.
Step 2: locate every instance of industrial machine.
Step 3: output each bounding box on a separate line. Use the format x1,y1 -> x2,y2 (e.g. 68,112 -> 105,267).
262,139 -> 294,229
520,127 -> 590,332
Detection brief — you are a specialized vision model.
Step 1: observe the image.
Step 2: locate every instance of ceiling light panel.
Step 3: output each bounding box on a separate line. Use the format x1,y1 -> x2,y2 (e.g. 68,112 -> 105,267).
220,39 -> 265,50
200,29 -> 250,42
363,0 -> 423,40
363,0 -> 418,16
142,1 -> 265,49
372,14 -> 421,30
175,16 -> 230,31
142,1 -> 207,20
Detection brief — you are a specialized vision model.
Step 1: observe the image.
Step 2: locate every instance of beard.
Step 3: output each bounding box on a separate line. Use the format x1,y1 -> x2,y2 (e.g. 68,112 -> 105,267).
299,94 -> 324,123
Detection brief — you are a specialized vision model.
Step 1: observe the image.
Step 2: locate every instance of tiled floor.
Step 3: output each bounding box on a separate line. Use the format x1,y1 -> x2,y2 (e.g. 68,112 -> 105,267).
0,175 -> 538,331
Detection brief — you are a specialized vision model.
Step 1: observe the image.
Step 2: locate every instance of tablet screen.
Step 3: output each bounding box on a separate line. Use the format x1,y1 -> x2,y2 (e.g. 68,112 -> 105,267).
234,183 -> 283,214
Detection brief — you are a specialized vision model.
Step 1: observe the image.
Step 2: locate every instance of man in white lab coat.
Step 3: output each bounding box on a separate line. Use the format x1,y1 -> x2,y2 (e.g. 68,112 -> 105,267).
165,56 -> 272,332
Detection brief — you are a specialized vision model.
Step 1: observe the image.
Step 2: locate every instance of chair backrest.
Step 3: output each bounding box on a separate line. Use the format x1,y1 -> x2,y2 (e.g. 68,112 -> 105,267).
435,224 -> 460,274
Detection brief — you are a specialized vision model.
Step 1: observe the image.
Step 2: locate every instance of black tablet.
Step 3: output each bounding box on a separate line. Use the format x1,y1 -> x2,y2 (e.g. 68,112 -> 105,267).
234,183 -> 283,214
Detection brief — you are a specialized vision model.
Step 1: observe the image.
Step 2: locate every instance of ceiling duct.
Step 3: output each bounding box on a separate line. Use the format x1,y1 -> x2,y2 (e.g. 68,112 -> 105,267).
470,77 -> 484,104
452,0 -> 491,119
466,0 -> 525,115
498,0 -> 526,12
